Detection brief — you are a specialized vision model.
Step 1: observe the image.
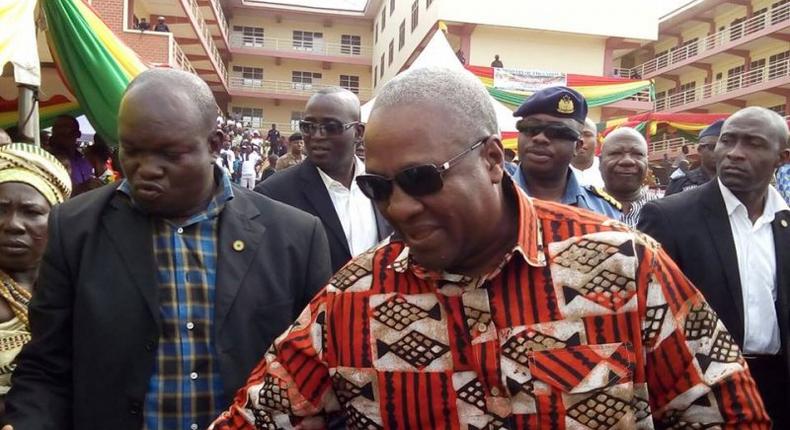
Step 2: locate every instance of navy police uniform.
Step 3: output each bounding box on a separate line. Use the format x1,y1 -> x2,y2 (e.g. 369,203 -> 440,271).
510,86 -> 622,218
665,120 -> 722,196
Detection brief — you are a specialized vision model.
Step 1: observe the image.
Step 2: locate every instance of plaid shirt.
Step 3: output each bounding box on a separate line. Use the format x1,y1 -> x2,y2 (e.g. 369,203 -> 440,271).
777,164 -> 790,206
211,180 -> 768,430
119,170 -> 234,430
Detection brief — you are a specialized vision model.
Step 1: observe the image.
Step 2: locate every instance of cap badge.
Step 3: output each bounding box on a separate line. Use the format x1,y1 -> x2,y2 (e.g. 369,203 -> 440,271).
557,94 -> 575,114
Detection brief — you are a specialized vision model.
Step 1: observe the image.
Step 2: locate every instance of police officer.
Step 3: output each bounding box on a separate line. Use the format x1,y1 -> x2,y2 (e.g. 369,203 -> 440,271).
665,119 -> 722,196
506,86 -> 621,217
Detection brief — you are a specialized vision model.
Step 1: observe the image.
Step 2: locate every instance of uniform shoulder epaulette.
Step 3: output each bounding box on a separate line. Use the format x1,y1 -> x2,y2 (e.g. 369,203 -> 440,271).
587,186 -> 622,210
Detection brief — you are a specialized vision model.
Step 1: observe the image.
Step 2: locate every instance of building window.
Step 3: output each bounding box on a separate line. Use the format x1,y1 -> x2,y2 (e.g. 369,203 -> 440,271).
388,40 -> 394,65
232,26 -> 264,47
768,104 -> 786,116
232,107 -> 263,129
231,66 -> 263,88
411,0 -> 419,31
654,90 -> 666,111
768,50 -> 789,80
292,71 -> 322,90
374,66 -> 378,87
745,58 -> 766,86
726,65 -> 745,91
670,37 -> 697,63
653,50 -> 668,72
340,75 -> 360,94
729,16 -> 746,41
380,54 -> 384,78
399,20 -> 406,50
375,22 -> 378,43
290,111 -> 304,132
750,8 -> 768,33
426,0 -> 433,7
381,6 -> 386,30
390,0 -> 395,14
341,34 -> 361,55
293,31 -> 323,51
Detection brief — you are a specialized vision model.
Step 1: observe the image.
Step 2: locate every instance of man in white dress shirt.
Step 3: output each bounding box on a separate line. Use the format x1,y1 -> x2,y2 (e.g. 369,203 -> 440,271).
570,117 -> 605,189
255,87 -> 391,272
638,106 -> 790,426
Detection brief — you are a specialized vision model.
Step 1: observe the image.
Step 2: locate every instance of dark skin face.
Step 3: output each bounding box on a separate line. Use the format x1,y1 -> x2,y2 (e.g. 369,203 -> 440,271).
599,134 -> 648,202
518,113 -> 582,180
118,87 -> 218,221
697,135 -> 718,176
50,116 -> 79,153
572,125 -> 597,168
290,139 -> 304,156
365,103 -> 515,276
715,110 -> 790,220
0,182 -> 51,281
303,93 -> 363,187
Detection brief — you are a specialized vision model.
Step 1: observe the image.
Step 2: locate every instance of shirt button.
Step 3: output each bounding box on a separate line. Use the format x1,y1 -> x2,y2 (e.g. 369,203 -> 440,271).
491,387 -> 500,396
186,321 -> 195,330
191,424 -> 199,430
477,323 -> 488,333
177,227 -> 184,234
190,372 -> 198,380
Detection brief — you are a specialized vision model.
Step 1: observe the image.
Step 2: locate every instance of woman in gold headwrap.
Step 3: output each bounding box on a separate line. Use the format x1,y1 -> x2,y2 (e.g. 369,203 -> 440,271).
0,143 -> 71,412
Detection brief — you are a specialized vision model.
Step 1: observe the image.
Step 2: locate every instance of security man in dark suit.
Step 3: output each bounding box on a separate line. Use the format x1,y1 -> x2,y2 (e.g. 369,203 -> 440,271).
665,119 -> 721,195
2,69 -> 332,430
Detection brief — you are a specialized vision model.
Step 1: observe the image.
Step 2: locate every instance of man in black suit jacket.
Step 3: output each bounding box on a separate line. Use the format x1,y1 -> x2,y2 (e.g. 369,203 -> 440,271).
256,88 -> 391,273
638,106 -> 790,426
2,69 -> 331,430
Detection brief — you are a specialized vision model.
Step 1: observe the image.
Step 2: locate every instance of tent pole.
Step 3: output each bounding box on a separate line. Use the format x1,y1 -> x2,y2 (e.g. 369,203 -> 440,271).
17,84 -> 40,146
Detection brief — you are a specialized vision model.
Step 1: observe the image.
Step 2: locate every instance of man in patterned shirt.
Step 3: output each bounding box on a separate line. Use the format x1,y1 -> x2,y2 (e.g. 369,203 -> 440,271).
599,127 -> 660,228
211,67 -> 768,429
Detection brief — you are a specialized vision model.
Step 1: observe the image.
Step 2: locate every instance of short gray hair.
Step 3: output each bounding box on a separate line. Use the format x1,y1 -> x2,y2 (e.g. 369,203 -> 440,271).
602,127 -> 647,153
372,66 -> 499,139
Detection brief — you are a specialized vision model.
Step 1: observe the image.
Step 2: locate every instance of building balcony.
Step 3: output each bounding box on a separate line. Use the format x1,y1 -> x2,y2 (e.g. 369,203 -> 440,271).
647,137 -> 695,162
620,1 -> 789,79
180,0 -> 228,88
654,57 -> 789,112
198,0 -> 229,48
229,33 -> 373,66
228,77 -> 373,102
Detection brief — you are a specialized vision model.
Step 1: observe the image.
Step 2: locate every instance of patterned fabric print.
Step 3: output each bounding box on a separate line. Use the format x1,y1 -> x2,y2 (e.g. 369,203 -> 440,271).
133,171 -> 234,430
211,186 -> 769,430
619,187 -> 661,228
777,164 -> 790,206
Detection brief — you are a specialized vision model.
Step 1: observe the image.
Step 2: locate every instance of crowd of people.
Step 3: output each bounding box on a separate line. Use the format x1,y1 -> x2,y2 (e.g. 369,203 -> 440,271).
0,64 -> 787,429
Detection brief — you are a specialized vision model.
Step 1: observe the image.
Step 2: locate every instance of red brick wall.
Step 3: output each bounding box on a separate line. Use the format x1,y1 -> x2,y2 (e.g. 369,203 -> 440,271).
89,0 -> 169,65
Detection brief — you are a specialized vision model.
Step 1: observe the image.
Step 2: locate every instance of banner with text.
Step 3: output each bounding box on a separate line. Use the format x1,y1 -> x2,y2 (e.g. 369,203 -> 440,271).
493,68 -> 567,92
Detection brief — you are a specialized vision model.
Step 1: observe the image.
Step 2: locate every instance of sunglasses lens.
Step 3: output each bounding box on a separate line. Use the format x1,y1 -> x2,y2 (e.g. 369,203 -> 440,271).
396,165 -> 443,197
546,125 -> 580,141
356,175 -> 392,201
298,121 -> 313,134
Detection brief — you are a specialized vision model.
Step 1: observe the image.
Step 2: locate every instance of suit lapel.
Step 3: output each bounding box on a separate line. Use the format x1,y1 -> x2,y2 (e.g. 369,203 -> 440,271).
700,181 -> 744,326
771,210 -> 790,371
298,161 -> 350,254
102,195 -> 161,328
215,190 -> 265,336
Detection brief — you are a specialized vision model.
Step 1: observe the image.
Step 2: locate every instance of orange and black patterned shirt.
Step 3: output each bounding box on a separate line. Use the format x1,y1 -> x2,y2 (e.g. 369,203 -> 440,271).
211,184 -> 769,430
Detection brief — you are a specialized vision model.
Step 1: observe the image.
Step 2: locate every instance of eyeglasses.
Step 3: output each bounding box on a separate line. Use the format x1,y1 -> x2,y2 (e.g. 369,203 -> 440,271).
698,143 -> 715,151
298,120 -> 359,136
516,120 -> 581,141
356,138 -> 487,202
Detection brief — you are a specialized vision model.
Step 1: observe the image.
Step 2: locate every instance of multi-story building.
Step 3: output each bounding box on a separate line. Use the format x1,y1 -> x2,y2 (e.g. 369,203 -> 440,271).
610,0 -> 789,159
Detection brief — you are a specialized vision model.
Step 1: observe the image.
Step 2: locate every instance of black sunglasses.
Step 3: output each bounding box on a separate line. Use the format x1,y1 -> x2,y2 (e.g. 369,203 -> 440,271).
516,120 -> 581,141
356,138 -> 487,202
299,120 -> 359,136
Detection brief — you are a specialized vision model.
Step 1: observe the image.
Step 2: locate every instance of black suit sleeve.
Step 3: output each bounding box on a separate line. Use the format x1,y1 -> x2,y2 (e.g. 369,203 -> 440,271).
636,201 -> 679,262
299,217 -> 332,312
4,205 -> 74,429
664,177 -> 684,196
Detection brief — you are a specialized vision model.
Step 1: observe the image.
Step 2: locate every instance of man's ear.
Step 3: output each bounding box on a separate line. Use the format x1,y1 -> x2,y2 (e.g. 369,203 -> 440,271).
573,138 -> 583,156
208,132 -> 222,160
355,122 -> 366,140
482,136 -> 506,183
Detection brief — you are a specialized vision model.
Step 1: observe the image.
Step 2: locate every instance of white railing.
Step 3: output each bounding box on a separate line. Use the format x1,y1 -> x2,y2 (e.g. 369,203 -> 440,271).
207,0 -> 228,40
625,88 -> 653,102
654,57 -> 789,111
183,0 -> 227,85
648,137 -> 693,156
619,1 -> 789,78
228,77 -> 373,100
229,33 -> 373,58
169,36 -> 197,75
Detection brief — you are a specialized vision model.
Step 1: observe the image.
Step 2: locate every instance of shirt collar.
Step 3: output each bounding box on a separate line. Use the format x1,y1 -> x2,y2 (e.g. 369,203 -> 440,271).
117,166 -> 234,224
391,174 -> 546,283
513,166 -> 586,206
718,178 -> 789,223
316,156 -> 365,189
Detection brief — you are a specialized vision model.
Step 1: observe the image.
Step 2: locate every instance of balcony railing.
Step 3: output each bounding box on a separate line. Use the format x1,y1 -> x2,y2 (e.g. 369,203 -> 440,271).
648,137 -> 693,157
206,0 -> 228,40
228,77 -> 373,100
169,36 -> 197,75
182,0 -> 228,85
654,57 -> 789,111
229,33 -> 374,58
619,1 -> 789,79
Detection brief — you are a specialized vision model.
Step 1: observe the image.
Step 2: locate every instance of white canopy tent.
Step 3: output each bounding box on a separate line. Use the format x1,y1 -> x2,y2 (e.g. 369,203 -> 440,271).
360,30 -> 518,135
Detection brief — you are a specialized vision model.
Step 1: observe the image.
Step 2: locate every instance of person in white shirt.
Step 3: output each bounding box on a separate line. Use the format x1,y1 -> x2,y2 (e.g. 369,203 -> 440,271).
254,87 -> 392,272
638,106 -> 790,426
239,142 -> 261,190
570,117 -> 605,189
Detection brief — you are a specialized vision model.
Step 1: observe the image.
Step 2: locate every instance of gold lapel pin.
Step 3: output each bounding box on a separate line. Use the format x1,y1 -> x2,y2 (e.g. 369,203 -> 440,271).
232,240 -> 245,252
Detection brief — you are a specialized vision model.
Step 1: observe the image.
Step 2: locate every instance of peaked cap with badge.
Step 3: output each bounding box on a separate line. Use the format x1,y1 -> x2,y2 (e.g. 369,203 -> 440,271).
513,86 -> 588,124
